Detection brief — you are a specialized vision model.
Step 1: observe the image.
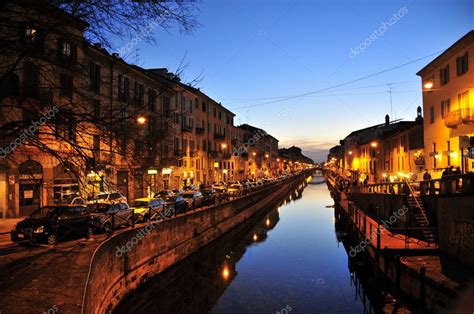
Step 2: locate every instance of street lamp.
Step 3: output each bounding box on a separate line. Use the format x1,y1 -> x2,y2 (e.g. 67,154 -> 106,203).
221,143 -> 227,149
136,116 -> 146,125
252,152 -> 256,156
371,142 -> 378,148
423,81 -> 434,90
348,151 -> 353,155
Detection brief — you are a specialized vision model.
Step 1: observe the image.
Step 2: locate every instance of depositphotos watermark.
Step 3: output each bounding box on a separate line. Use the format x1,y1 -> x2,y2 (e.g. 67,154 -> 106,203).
43,305 -> 59,314
116,20 -> 159,58
276,304 -> 292,314
233,107 -> 291,156
348,205 -> 409,257
115,208 -> 172,257
349,6 -> 408,59
0,106 -> 59,159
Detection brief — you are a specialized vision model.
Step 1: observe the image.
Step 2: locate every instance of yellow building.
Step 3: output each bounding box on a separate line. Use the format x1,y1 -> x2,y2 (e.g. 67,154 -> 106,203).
417,30 -> 474,175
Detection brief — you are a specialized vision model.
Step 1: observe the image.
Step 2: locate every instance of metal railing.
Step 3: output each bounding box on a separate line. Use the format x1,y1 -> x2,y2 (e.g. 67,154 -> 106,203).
347,173 -> 474,196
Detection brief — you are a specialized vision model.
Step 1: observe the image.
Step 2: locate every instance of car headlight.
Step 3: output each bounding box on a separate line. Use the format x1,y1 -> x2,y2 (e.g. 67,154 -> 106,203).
34,226 -> 45,234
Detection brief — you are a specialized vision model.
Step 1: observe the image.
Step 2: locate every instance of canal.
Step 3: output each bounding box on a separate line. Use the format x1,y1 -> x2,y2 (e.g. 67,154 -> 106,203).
115,175 -> 379,313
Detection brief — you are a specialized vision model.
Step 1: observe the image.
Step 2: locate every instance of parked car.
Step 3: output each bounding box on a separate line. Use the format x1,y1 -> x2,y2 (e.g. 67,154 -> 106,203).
130,198 -> 166,222
212,182 -> 227,192
88,202 -> 133,233
11,205 -> 94,245
183,185 -> 199,191
87,192 -> 127,204
172,188 -> 185,195
154,190 -> 174,198
163,195 -> 188,214
181,191 -> 203,209
201,189 -> 218,206
227,183 -> 243,196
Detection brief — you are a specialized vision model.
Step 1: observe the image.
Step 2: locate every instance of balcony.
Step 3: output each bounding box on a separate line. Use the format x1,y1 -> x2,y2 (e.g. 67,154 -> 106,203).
196,127 -> 205,135
182,125 -> 193,133
223,153 -> 232,159
210,150 -> 219,158
445,108 -> 474,128
214,133 -> 225,141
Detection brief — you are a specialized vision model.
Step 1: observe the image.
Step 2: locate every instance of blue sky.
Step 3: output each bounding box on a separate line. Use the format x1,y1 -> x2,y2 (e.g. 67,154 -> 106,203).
115,0 -> 473,162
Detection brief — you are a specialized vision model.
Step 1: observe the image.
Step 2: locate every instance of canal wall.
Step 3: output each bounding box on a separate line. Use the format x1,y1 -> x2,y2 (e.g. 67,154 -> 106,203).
326,175 -> 459,313
82,172 -> 310,314
437,196 -> 474,266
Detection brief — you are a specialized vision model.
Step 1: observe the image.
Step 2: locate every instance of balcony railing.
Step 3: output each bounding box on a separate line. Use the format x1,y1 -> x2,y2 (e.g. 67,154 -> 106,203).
214,133 -> 225,140
196,127 -> 205,135
445,108 -> 474,128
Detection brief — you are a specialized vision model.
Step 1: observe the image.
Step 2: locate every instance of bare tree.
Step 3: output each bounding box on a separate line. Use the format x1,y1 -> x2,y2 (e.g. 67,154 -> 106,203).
0,0 -> 196,201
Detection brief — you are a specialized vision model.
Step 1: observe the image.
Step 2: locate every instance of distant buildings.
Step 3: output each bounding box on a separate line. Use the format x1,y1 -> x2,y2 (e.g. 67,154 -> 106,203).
328,30 -> 473,182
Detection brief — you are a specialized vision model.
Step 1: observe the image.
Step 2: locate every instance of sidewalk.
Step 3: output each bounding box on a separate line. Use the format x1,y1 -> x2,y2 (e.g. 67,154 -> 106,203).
0,218 -> 22,234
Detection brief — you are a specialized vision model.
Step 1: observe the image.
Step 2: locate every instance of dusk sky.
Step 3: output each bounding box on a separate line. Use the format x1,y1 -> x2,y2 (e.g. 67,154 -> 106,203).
115,0 -> 473,162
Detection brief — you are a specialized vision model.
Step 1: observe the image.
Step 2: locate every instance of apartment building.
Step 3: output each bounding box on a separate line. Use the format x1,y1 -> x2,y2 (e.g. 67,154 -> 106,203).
417,30 -> 474,175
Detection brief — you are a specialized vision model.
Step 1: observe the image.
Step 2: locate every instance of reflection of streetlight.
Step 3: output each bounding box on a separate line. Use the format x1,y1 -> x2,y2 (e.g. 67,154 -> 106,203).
277,158 -> 280,162
252,152 -> 256,156
265,154 -> 269,158
136,116 -> 146,125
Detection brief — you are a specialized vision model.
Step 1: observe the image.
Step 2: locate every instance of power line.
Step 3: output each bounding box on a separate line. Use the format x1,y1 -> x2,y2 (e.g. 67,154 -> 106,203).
229,50 -> 443,111
224,81 -> 418,105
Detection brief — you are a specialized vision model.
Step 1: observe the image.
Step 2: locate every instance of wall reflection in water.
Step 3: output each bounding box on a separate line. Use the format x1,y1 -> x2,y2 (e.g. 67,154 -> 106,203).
114,182 -> 297,314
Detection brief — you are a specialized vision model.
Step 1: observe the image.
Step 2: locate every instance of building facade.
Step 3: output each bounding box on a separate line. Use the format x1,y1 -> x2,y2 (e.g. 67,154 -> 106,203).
417,30 -> 474,175
0,2 -> 288,218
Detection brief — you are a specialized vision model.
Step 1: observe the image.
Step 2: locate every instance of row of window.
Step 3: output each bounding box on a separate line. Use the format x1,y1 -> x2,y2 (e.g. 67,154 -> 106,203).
438,52 -> 469,86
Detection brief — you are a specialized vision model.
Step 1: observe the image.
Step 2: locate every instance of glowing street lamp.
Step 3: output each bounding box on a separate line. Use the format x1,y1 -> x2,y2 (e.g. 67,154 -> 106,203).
371,141 -> 378,148
423,81 -> 434,90
136,116 -> 146,125
221,143 -> 227,149
252,152 -> 256,156
348,151 -> 353,155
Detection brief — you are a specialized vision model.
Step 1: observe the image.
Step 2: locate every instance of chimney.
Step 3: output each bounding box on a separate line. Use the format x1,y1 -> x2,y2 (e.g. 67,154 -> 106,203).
385,114 -> 390,126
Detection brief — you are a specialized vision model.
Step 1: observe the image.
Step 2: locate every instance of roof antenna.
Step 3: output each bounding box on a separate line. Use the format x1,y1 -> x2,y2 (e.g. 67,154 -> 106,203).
387,83 -> 393,119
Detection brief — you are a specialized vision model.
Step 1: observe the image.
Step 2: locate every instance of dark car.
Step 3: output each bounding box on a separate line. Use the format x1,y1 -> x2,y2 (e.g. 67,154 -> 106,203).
181,192 -> 203,209
11,205 -> 94,245
88,202 -> 133,233
163,195 -> 188,214
201,189 -> 218,206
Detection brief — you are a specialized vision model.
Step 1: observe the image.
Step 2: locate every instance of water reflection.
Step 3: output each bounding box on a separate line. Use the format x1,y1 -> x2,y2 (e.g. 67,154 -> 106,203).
115,185 -> 288,314
115,176 -> 384,314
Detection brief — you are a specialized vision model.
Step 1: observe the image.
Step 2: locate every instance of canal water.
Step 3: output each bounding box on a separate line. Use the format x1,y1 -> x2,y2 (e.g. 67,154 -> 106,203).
115,175 -> 378,314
